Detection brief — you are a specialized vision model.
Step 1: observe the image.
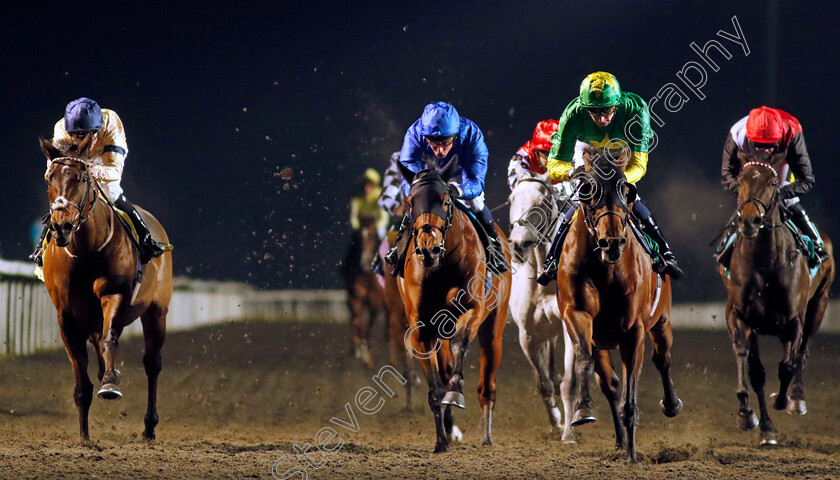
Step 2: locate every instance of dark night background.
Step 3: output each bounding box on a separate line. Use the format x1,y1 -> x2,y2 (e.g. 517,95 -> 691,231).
1,0 -> 838,301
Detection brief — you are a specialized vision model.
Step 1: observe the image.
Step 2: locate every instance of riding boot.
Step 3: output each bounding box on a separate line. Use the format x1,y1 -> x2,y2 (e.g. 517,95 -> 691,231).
536,206 -> 576,286
477,204 -> 508,274
638,215 -> 685,280
713,226 -> 737,269
385,214 -> 410,277
29,213 -> 51,267
789,203 -> 830,264
114,195 -> 172,264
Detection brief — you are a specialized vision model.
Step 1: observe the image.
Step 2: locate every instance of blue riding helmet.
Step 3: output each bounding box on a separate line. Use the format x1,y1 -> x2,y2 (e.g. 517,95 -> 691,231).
419,102 -> 460,137
64,97 -> 102,132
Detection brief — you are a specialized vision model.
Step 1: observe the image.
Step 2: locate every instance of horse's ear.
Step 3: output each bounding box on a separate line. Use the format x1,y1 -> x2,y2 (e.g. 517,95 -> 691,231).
397,160 -> 415,184
76,134 -> 93,157
39,137 -> 61,160
439,155 -> 459,179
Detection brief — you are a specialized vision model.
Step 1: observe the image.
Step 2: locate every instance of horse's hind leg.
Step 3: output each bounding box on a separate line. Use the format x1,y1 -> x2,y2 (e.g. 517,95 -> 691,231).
519,331 -> 562,432
618,325 -> 645,462
140,305 -> 167,440
61,323 -> 93,441
387,310 -> 414,410
788,274 -> 832,415
648,314 -> 682,417
747,332 -> 776,446
593,348 -> 625,450
476,310 -> 505,447
557,326 -> 577,443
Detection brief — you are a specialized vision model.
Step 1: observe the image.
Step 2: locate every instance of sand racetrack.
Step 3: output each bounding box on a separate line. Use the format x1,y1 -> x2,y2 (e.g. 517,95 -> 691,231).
0,318 -> 838,479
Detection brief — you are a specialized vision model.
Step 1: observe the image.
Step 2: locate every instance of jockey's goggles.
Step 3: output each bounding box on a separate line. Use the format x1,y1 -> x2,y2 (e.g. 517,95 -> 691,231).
586,106 -> 616,116
425,135 -> 456,147
69,130 -> 95,140
753,141 -> 780,152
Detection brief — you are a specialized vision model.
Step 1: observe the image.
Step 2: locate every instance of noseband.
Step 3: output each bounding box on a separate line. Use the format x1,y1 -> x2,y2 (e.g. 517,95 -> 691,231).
578,178 -> 631,245
48,157 -> 98,233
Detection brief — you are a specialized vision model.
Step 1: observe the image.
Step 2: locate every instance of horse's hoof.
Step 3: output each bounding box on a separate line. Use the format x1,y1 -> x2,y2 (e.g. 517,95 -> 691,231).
433,443 -> 450,453
142,431 -> 156,441
759,431 -> 777,447
97,383 -> 122,400
787,399 -> 807,415
660,398 -> 683,418
441,391 -> 465,409
571,408 -> 596,426
446,425 -> 463,444
481,438 -> 493,447
737,409 -> 759,431
561,431 -> 577,445
769,392 -> 788,411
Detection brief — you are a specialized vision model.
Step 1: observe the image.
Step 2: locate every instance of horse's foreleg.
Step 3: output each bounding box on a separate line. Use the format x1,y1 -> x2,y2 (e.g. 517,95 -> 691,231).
619,325 -> 645,463
559,325 -> 577,443
140,306 -> 166,440
519,331 -> 562,432
593,348 -> 624,450
61,325 -> 93,441
747,332 -> 776,446
408,323 -> 449,453
565,311 -> 595,426
648,314 -> 682,417
728,309 -> 758,431
442,330 -> 469,409
97,294 -> 127,400
476,309 -> 505,447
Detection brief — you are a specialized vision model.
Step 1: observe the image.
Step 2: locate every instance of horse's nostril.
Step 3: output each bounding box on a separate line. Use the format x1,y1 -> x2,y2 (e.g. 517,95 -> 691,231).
415,248 -> 422,255
598,239 -> 609,249
752,217 -> 762,226
619,237 -> 627,246
522,239 -> 535,249
431,246 -> 441,256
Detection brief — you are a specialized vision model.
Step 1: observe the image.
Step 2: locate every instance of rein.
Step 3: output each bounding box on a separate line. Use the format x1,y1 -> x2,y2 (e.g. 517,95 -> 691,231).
48,157 -> 116,255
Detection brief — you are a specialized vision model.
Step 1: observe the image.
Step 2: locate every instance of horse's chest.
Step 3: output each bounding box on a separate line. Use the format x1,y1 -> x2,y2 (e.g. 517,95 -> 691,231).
738,275 -> 796,329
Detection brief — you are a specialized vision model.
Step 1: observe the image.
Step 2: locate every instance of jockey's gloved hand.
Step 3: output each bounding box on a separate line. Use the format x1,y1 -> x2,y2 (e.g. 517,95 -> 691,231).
447,183 -> 464,199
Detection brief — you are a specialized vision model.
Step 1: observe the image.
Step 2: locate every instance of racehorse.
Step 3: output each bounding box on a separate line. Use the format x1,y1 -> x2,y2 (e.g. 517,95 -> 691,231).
720,161 -> 834,446
507,169 -> 576,443
39,137 -> 173,441
557,154 -> 682,462
396,158 -> 512,453
347,217 -> 386,368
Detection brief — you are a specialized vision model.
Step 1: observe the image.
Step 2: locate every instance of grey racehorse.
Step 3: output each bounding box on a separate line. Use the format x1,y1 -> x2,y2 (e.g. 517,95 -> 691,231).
507,168 -> 576,443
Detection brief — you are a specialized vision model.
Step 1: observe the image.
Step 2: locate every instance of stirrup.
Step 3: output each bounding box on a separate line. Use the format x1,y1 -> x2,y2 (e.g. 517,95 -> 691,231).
536,260 -> 557,286
661,254 -> 685,280
486,238 -> 508,274
384,247 -> 399,266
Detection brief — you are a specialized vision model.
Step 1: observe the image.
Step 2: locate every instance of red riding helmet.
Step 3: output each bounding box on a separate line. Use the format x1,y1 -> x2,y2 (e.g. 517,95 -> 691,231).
530,119 -> 559,152
746,106 -> 783,143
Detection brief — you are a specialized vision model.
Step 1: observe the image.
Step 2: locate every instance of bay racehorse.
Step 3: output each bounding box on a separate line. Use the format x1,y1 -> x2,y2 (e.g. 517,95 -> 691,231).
507,168 -> 576,442
39,137 -> 173,441
347,217 -> 386,368
721,161 -> 834,446
396,158 -> 512,453
557,155 -> 682,461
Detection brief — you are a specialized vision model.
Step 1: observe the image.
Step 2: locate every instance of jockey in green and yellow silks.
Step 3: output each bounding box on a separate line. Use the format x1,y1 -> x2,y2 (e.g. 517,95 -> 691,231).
341,168 -> 389,283
537,72 -> 684,285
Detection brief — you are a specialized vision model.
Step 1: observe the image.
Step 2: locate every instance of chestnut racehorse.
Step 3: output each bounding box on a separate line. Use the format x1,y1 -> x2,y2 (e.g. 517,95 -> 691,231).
721,161 -> 834,446
39,137 -> 172,441
396,158 -> 511,453
557,156 -> 682,462
347,217 -> 386,368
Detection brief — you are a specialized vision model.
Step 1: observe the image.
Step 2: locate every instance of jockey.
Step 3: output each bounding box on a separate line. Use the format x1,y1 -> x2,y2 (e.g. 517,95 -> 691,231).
30,98 -> 171,266
507,119 -> 559,189
342,168 -> 389,280
385,101 -> 507,274
717,106 -> 828,264
378,151 -> 406,230
537,72 -> 684,285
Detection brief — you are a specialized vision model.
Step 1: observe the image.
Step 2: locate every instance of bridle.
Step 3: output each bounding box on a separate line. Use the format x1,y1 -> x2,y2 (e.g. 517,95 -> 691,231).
578,175 -> 632,243
510,176 -> 564,241
48,157 -> 98,233
407,175 -> 454,259
736,161 -> 783,230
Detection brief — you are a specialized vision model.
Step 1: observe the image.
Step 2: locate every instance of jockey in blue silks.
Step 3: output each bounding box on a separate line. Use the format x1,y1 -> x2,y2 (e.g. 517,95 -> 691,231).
384,101 -> 507,275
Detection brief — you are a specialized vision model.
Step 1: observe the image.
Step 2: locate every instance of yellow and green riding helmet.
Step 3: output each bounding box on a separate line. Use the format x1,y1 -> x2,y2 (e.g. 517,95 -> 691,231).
579,72 -> 622,108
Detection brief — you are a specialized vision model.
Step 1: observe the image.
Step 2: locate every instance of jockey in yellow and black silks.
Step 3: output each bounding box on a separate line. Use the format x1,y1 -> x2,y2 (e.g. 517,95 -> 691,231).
31,98 -> 172,266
